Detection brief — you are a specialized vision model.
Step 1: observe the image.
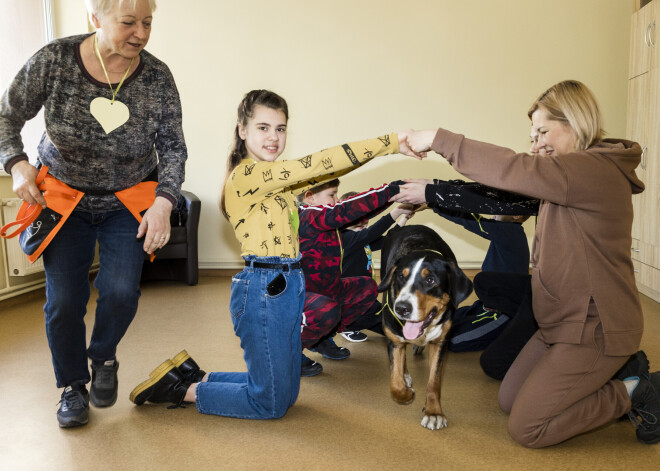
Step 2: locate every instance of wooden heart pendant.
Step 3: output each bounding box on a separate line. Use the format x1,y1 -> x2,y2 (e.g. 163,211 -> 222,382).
90,97 -> 129,134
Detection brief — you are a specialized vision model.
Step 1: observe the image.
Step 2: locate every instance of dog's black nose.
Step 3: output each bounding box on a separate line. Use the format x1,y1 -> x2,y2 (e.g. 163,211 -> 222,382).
394,301 -> 412,319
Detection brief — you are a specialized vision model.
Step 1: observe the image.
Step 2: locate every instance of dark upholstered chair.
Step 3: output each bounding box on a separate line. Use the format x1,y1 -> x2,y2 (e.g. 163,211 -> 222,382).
140,190 -> 200,285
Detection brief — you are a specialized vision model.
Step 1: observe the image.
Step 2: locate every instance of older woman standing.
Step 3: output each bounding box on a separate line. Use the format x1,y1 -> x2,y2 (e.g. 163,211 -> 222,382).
399,81 -> 660,447
0,0 -> 186,428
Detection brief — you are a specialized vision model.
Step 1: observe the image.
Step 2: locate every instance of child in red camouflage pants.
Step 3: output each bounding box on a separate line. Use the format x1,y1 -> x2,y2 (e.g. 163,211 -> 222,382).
297,179 -> 409,376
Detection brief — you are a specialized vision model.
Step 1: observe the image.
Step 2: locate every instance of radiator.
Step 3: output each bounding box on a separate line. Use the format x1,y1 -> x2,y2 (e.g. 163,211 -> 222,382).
1,198 -> 45,276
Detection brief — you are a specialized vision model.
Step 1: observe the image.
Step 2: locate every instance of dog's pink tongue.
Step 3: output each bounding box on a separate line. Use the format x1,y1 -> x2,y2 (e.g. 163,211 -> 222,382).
403,320 -> 424,340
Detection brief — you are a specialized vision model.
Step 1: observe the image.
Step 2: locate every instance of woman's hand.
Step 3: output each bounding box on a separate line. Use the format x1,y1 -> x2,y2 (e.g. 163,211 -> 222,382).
11,160 -> 46,207
138,196 -> 174,254
397,130 -> 427,160
407,130 -> 437,154
390,179 -> 433,205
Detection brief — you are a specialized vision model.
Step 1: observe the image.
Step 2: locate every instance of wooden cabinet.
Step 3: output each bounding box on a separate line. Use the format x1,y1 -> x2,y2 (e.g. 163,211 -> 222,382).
626,72 -> 650,241
628,0 -> 660,302
629,1 -> 657,78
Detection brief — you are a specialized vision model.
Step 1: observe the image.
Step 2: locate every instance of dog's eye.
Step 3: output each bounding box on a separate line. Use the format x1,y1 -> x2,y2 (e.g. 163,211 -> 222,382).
425,276 -> 436,286
398,272 -> 406,281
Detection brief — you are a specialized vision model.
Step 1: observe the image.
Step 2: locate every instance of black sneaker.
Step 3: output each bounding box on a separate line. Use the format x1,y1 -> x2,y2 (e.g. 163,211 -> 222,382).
628,372 -> 660,444
90,359 -> 119,407
301,354 -> 323,377
615,351 -> 650,421
340,331 -> 368,343
57,383 -> 89,428
129,359 -> 190,407
172,350 -> 206,383
310,337 -> 350,360
615,351 -> 650,381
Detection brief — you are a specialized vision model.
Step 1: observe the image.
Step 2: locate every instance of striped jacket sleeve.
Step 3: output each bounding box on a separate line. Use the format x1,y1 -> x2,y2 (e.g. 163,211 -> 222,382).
299,183 -> 399,238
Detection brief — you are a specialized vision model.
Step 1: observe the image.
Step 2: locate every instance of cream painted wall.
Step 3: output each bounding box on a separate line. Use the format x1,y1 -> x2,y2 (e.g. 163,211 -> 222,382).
49,0 -> 633,269
52,0 -> 90,36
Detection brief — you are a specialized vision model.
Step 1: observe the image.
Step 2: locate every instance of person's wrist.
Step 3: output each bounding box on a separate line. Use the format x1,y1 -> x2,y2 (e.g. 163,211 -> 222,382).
155,192 -> 175,209
7,156 -> 30,176
426,130 -> 436,147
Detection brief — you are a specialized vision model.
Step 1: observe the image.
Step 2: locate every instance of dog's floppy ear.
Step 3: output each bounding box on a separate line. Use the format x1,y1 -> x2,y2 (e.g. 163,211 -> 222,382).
377,264 -> 397,292
447,262 -> 473,306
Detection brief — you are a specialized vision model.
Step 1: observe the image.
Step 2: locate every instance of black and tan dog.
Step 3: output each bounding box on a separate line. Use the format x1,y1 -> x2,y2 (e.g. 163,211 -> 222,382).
378,224 -> 472,430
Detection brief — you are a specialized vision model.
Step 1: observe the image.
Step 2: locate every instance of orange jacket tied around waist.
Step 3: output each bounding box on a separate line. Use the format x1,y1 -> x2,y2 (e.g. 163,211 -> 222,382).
1,166 -> 157,263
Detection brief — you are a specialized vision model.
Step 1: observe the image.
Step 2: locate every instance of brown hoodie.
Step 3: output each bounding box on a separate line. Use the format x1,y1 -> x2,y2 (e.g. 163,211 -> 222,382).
431,129 -> 644,356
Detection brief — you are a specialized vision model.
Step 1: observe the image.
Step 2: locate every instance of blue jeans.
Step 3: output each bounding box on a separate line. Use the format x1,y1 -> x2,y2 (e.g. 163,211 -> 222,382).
43,208 -> 144,388
196,256 -> 304,419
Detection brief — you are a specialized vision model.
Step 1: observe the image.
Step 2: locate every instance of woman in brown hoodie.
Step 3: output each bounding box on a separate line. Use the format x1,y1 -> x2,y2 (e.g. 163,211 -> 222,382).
395,80 -> 659,447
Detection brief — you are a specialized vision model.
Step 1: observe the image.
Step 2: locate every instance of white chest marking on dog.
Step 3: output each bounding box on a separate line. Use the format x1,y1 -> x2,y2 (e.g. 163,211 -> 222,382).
424,321 -> 447,343
396,258 -> 425,321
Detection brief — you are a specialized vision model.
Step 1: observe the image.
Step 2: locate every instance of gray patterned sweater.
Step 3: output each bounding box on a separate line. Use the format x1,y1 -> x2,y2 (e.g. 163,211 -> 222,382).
0,33 -> 187,211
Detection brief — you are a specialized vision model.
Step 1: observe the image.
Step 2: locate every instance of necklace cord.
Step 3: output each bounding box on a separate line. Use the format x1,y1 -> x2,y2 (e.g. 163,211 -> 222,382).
94,34 -> 134,104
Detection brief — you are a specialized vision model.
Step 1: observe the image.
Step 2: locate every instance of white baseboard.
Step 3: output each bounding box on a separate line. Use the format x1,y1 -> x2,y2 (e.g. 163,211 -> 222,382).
198,260 -> 485,271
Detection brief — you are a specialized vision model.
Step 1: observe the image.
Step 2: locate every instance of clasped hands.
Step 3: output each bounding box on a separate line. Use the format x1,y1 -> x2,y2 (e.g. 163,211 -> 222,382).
393,129 -> 438,205
397,129 -> 436,160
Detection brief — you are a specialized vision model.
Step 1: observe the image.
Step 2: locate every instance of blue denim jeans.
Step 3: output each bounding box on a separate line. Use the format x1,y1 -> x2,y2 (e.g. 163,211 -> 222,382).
43,208 -> 144,388
196,256 -> 304,419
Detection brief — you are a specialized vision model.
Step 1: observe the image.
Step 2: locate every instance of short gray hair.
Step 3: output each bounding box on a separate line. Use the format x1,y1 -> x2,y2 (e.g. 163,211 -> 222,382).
85,0 -> 157,20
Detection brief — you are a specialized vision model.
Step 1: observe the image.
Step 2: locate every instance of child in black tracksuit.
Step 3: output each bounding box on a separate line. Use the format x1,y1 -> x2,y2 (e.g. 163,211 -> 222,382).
423,179 -> 540,380
338,193 -> 413,342
437,211 -> 530,351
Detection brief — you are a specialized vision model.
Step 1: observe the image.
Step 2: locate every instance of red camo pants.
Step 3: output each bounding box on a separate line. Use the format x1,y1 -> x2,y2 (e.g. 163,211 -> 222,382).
301,276 -> 377,349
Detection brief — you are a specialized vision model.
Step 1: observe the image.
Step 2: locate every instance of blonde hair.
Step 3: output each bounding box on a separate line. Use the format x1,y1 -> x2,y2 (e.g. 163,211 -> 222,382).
85,0 -> 157,20
527,80 -> 604,151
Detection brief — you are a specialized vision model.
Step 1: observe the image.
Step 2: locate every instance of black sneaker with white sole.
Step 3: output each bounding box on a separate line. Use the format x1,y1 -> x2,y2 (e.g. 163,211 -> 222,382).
628,372 -> 660,445
57,383 -> 89,428
310,337 -> 350,360
301,354 -> 323,377
90,359 -> 119,407
340,331 -> 368,343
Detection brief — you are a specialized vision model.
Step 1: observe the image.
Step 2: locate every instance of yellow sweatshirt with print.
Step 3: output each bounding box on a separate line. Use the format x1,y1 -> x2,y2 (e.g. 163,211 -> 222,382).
224,133 -> 399,258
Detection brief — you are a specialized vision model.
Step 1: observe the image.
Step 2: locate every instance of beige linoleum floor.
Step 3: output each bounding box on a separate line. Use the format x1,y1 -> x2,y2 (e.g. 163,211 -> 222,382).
1,275 -> 659,470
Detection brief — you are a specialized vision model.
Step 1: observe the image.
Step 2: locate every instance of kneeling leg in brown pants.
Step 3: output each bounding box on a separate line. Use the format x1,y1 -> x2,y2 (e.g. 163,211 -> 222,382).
498,302 -> 632,448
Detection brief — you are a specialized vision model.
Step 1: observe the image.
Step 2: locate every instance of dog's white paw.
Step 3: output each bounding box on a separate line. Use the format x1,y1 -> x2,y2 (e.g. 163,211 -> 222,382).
404,372 -> 413,388
421,414 -> 448,430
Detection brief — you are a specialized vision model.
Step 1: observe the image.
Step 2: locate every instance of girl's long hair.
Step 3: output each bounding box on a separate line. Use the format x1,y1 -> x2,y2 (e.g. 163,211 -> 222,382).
220,90 -> 289,219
